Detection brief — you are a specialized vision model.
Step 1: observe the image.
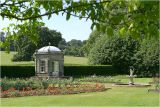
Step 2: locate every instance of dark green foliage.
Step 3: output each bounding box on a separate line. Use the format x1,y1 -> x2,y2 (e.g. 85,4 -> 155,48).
1,65 -> 121,78
64,65 -> 121,76
37,27 -> 62,48
1,64 -> 158,78
89,36 -> 139,73
88,34 -> 159,76
1,79 -> 15,91
1,66 -> 35,78
12,27 -> 62,61
14,79 -> 28,90
133,39 -> 159,77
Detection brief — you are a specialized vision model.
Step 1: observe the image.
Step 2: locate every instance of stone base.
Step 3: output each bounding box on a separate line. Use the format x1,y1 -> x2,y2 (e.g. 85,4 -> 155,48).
36,76 -> 72,79
112,83 -> 151,87
148,89 -> 160,93
48,76 -> 72,79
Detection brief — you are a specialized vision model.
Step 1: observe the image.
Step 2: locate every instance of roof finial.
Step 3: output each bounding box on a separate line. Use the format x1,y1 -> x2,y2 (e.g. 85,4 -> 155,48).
49,42 -> 51,46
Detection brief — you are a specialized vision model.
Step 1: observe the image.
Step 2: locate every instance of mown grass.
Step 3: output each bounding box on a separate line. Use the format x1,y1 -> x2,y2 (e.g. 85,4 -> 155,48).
112,75 -> 153,84
64,55 -> 88,65
1,78 -> 160,106
77,75 -> 153,84
1,51 -> 159,106
0,51 -> 88,66
1,85 -> 159,106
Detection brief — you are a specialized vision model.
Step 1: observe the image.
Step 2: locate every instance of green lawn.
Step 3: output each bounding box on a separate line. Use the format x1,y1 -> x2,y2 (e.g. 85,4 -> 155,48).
113,75 -> 153,84
1,86 -> 159,106
1,51 -> 159,106
0,51 -> 88,66
1,78 -> 160,106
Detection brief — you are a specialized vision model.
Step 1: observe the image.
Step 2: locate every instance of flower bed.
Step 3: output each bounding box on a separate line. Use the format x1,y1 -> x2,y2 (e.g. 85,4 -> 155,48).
1,77 -> 78,91
1,84 -> 107,98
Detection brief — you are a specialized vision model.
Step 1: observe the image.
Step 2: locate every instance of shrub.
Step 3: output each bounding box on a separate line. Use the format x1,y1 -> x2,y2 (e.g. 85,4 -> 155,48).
88,35 -> 159,77
89,36 -> 139,73
133,38 -> 159,77
27,78 -> 43,89
1,78 -> 15,91
12,52 -> 33,61
14,79 -> 27,90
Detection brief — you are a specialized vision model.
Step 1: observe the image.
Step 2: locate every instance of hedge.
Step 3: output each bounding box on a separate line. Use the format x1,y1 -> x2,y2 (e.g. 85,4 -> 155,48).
1,65 -> 123,78
1,65 -> 157,78
64,65 -> 122,76
1,66 -> 35,78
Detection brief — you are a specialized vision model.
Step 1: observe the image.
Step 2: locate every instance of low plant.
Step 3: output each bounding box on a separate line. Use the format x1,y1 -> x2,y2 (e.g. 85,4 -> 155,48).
14,79 -> 27,90
1,78 -> 15,91
78,76 -> 117,83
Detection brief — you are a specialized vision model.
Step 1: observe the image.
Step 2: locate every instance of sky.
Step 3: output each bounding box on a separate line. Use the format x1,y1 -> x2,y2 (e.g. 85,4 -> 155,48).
0,13 -> 92,42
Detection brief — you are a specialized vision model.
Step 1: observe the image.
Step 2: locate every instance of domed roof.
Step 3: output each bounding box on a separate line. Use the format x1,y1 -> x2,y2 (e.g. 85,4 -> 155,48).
37,46 -> 61,53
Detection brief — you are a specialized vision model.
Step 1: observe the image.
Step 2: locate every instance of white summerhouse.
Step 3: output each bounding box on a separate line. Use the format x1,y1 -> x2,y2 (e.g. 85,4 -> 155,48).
34,44 -> 64,78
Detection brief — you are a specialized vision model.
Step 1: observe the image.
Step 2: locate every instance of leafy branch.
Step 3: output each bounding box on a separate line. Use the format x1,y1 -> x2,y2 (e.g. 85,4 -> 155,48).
0,0 -> 111,21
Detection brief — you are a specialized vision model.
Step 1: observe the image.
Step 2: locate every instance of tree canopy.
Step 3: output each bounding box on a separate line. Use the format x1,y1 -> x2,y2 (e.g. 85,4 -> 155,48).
12,27 -> 62,61
88,34 -> 159,75
0,0 -> 159,51
64,39 -> 85,57
89,35 -> 140,70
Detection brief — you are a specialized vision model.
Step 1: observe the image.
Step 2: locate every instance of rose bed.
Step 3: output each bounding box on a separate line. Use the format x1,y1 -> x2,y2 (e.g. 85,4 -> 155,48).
1,84 -> 108,98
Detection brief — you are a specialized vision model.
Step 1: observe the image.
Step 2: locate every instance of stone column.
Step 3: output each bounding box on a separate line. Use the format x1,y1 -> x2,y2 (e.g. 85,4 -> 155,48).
45,59 -> 48,74
60,60 -> 64,76
37,59 -> 40,73
48,60 -> 51,76
35,58 -> 37,76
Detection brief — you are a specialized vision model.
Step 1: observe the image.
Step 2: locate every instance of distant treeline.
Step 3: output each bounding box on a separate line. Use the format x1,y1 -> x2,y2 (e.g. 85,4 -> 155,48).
0,27 -> 86,61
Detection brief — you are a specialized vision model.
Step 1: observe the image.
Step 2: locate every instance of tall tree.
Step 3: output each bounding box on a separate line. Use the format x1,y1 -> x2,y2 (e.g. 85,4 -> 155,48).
13,27 -> 62,61
37,27 -> 62,47
89,35 -> 140,72
82,30 -> 102,56
133,38 -> 159,76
